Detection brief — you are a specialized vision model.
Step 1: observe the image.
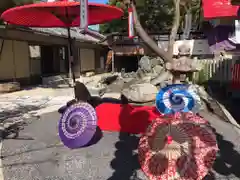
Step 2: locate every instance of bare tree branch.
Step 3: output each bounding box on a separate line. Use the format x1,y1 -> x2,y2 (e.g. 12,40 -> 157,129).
167,0 -> 181,55
130,2 -> 172,63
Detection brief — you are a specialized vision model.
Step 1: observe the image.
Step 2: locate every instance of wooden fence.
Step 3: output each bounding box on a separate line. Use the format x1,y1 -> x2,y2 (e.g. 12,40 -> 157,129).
192,58 -> 235,85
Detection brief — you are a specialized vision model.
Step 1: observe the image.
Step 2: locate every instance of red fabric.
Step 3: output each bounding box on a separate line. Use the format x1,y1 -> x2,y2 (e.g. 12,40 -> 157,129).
96,103 -> 162,134
202,0 -> 239,19
1,2 -> 123,27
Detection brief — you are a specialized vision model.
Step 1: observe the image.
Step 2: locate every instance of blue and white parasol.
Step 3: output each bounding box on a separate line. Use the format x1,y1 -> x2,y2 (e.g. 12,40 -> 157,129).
156,84 -> 201,114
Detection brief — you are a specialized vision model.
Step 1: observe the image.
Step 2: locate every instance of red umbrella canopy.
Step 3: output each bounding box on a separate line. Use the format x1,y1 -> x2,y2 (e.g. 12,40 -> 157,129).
0,0 -> 124,27
202,0 -> 239,19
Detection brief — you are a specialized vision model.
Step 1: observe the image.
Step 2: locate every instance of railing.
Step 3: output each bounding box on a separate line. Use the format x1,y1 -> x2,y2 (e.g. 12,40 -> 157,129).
111,32 -> 206,45
193,58 -> 234,85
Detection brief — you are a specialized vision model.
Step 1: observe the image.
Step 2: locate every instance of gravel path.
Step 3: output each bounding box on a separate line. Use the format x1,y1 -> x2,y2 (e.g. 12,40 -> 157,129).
1,111 -> 240,180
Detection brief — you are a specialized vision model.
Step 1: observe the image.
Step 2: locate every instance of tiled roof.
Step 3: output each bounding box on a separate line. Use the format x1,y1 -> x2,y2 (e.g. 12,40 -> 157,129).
30,27 -> 103,43
0,25 -> 107,44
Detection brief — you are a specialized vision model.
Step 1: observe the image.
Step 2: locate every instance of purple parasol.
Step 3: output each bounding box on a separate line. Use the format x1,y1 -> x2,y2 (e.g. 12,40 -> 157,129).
58,102 -> 97,149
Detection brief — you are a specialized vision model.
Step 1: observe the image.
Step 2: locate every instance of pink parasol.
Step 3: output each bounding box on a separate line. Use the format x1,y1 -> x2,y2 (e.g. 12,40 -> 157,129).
138,112 -> 218,180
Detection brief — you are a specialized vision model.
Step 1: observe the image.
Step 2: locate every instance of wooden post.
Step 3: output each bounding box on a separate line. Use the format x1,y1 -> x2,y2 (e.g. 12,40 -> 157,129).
112,50 -> 115,73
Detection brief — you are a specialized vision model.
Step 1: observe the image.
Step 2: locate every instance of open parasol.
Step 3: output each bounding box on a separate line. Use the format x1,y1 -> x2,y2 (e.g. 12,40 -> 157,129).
156,84 -> 201,115
155,84 -> 202,152
0,0 -> 124,82
0,0 -> 124,27
138,112 -> 218,180
0,0 -> 124,148
58,102 -> 97,149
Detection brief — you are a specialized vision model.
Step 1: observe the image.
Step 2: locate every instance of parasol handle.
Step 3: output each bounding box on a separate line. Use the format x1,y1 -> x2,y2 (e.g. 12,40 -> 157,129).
167,114 -> 173,144
67,27 -> 76,85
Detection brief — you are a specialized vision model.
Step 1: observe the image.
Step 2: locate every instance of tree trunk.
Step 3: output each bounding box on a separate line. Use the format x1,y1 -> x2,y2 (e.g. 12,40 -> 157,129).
130,2 -> 172,63
167,0 -> 181,55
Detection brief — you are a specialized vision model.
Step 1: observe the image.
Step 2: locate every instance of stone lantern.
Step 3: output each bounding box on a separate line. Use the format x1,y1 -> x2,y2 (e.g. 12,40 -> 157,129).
166,44 -> 201,84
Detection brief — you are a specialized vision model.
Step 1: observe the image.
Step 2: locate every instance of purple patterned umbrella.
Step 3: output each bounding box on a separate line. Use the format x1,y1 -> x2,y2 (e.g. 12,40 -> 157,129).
58,102 -> 97,149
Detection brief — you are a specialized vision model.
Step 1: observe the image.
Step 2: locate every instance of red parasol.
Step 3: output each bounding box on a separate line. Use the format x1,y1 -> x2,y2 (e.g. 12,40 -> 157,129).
0,0 -> 123,82
138,112 -> 218,180
0,0 -> 123,27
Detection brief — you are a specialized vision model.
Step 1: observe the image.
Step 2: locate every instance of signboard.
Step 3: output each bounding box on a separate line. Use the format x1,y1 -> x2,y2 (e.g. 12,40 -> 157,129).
235,20 -> 240,44
128,8 -> 134,38
80,0 -> 88,30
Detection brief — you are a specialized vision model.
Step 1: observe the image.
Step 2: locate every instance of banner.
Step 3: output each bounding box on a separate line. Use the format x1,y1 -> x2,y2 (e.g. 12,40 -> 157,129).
128,8 -> 134,38
80,0 -> 89,30
235,20 -> 240,44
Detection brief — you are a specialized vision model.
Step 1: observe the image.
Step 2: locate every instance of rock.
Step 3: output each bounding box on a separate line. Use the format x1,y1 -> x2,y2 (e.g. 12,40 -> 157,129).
74,81 -> 92,101
153,65 -> 164,74
85,71 -> 95,77
88,87 -> 106,97
122,72 -> 137,78
139,56 -> 152,72
122,83 -> 158,103
151,57 -> 164,67
101,92 -> 121,99
100,75 -> 119,85
105,78 -> 125,93
122,78 -> 142,89
138,56 -> 164,73
150,71 -> 172,86
122,77 -> 135,83
136,68 -> 145,79
0,82 -> 20,93
141,75 -> 152,83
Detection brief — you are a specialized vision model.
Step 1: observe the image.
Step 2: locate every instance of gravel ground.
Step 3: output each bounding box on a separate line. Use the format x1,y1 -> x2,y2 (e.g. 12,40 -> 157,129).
1,111 -> 240,180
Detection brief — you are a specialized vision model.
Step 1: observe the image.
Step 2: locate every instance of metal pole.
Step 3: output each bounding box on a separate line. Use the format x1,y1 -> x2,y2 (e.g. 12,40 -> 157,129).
67,27 -> 72,79
67,28 -> 76,84
11,40 -> 17,81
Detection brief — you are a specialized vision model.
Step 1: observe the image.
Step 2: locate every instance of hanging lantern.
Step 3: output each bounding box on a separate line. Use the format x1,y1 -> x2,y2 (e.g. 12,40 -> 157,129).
128,7 -> 134,39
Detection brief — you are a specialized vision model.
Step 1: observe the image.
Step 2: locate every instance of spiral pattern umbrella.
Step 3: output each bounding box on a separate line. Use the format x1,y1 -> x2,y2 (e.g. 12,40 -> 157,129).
58,102 -> 97,149
138,112 -> 218,180
156,84 -> 201,114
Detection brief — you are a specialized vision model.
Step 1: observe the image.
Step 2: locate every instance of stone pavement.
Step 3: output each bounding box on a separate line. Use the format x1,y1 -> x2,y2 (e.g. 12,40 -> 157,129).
0,87 -> 74,123
0,73 -> 119,123
0,110 -> 240,180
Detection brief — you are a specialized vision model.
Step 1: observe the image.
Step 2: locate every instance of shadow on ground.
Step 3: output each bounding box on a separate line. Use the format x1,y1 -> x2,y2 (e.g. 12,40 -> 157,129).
0,104 -> 46,122
108,133 -> 141,180
107,130 -> 240,180
2,115 -> 240,180
204,132 -> 240,179
206,82 -> 240,124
